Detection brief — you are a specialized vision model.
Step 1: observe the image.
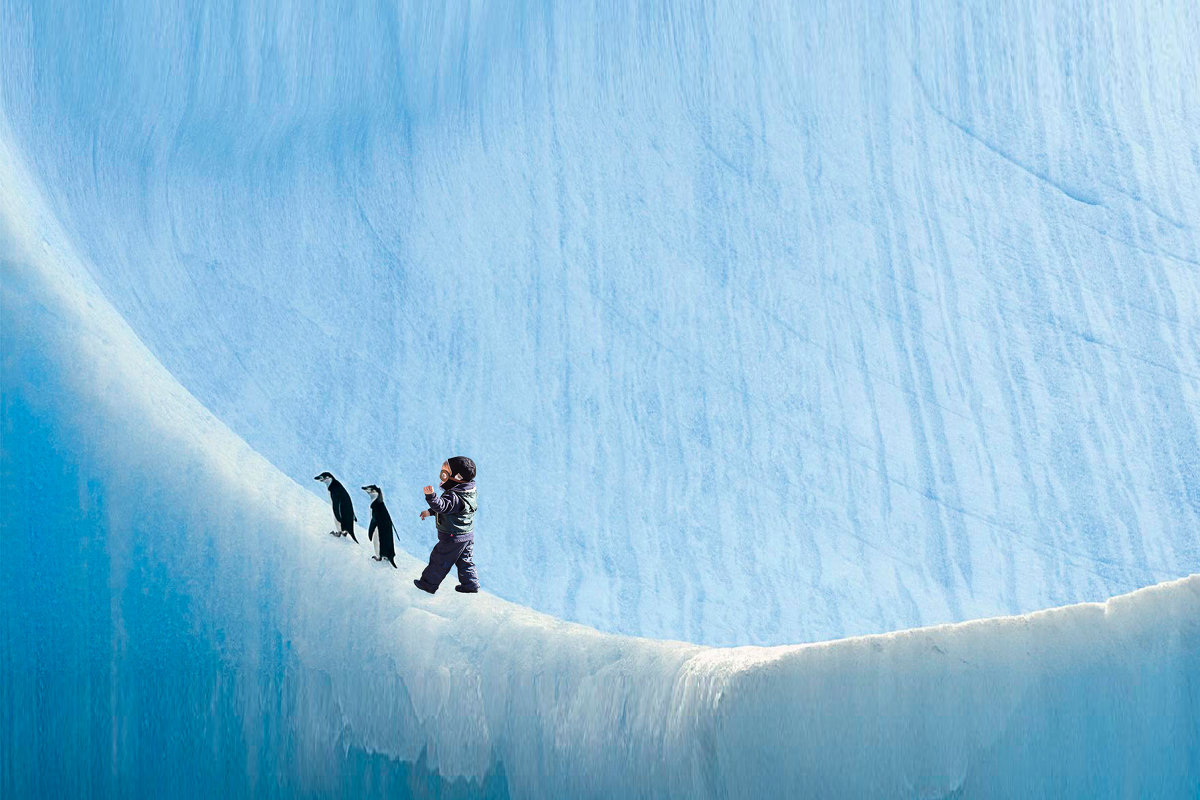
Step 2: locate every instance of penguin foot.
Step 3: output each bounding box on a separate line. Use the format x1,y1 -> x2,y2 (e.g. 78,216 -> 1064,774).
372,556 -> 382,561
328,530 -> 341,537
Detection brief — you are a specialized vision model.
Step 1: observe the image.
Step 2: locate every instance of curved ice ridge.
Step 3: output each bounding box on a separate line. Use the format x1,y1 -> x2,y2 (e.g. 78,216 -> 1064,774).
4,132 -> 1198,798
3,0 -> 1198,649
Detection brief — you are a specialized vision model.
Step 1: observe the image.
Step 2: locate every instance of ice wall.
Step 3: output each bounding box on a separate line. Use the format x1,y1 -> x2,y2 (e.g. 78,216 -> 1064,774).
4,140 -> 1199,797
3,0 -> 1197,647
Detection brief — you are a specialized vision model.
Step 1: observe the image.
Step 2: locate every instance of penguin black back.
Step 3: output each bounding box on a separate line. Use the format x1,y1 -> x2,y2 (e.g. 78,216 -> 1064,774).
362,485 -> 396,565
316,472 -> 357,540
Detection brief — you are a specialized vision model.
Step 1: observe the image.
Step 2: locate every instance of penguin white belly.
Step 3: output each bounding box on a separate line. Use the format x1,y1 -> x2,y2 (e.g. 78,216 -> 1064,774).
373,530 -> 381,557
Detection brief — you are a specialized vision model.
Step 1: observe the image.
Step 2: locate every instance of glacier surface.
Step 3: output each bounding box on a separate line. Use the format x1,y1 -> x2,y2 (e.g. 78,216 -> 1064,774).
2,0 -> 1200,796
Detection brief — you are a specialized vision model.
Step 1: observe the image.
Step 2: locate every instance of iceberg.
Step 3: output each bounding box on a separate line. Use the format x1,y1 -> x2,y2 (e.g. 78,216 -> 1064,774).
3,0 -> 1199,795
3,0 -> 1198,647
3,133 -> 1198,798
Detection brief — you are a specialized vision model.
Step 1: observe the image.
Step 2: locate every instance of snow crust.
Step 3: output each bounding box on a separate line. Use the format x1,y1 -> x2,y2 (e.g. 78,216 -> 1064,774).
3,135 -> 1198,798
2,0 -> 1198,647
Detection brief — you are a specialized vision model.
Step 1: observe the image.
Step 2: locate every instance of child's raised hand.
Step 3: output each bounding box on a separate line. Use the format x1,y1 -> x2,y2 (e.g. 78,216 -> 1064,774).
422,485 -> 434,495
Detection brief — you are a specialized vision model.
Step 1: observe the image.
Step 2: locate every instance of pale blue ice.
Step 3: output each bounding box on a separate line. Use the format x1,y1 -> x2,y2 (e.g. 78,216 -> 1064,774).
2,0 -> 1199,797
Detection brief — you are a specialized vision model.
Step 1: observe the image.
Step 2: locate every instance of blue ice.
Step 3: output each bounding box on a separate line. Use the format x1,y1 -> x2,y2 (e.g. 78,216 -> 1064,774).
2,0 -> 1198,796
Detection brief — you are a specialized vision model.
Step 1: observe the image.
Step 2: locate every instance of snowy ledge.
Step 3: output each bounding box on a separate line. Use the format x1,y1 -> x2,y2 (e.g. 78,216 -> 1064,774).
3,139 -> 1198,798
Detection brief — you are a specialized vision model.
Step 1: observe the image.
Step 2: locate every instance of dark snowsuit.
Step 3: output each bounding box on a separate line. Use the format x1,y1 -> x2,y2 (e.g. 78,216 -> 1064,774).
418,480 -> 479,591
327,478 -> 358,542
369,497 -> 397,566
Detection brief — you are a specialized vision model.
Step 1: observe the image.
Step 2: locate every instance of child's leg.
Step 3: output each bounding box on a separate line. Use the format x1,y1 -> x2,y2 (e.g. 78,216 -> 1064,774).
419,539 -> 463,589
454,541 -> 480,590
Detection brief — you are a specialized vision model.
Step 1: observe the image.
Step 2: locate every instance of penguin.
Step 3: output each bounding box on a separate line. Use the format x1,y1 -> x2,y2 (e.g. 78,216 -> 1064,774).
362,485 -> 397,568
314,472 -> 358,543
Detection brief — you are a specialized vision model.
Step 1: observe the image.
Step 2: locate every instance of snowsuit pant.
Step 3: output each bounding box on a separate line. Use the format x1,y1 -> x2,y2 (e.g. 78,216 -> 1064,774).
420,537 -> 479,590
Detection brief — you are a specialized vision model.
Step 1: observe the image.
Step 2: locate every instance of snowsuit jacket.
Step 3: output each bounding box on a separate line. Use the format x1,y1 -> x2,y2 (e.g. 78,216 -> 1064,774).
327,478 -> 356,529
424,480 -> 477,542
368,498 -> 396,559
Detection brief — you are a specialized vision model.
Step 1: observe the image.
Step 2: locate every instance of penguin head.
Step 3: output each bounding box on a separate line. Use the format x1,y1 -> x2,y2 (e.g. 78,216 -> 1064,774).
314,472 -> 334,486
362,484 -> 382,500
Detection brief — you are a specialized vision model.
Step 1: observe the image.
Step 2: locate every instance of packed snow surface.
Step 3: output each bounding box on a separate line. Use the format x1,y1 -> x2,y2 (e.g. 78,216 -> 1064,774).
2,0 -> 1200,796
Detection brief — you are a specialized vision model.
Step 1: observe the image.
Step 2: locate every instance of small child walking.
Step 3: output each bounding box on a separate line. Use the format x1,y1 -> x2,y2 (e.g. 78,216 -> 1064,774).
413,456 -> 480,594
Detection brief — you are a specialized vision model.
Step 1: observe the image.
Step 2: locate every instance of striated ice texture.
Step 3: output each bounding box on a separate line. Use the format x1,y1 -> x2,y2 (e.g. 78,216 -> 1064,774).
2,0 -> 1200,796
3,150 -> 1198,796
3,0 -> 1199,647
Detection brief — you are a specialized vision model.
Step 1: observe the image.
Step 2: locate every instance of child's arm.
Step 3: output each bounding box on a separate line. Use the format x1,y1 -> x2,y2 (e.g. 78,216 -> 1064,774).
423,487 -> 462,515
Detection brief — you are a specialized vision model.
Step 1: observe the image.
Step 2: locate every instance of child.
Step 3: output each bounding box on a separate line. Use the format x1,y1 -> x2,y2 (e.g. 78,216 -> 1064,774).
413,456 -> 480,594
362,484 -> 397,568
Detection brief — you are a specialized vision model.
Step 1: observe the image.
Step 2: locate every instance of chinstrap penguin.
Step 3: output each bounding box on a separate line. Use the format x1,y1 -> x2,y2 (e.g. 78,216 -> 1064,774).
362,485 -> 397,568
315,472 -> 358,542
